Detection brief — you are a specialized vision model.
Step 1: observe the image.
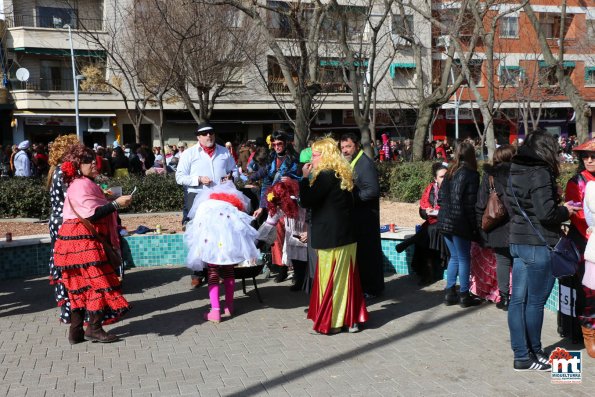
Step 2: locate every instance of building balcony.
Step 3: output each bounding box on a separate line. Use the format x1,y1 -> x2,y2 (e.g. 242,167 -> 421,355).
9,77 -> 110,93
267,77 -> 351,94
6,14 -> 106,51
6,14 -> 103,31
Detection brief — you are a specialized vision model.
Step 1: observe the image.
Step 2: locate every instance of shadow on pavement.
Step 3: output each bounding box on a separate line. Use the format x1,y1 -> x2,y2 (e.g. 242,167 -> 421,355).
227,302 -> 486,397
122,266 -> 188,294
363,274 -> 444,330
0,277 -> 54,318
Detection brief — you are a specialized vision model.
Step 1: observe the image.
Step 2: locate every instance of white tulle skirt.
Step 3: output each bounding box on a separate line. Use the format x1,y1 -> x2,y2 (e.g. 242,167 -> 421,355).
184,199 -> 260,271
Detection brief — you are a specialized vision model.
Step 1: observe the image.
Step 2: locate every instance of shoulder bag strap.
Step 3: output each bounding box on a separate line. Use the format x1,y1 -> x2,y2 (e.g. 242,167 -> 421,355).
507,176 -> 550,248
67,197 -> 116,251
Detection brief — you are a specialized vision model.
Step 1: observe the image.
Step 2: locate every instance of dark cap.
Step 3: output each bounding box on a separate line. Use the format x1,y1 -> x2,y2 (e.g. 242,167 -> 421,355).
196,122 -> 214,135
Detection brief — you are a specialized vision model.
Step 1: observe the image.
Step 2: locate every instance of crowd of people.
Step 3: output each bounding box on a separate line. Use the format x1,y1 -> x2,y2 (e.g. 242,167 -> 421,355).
406,130 -> 595,372
6,125 -> 591,371
0,140 -> 189,178
175,124 -> 380,334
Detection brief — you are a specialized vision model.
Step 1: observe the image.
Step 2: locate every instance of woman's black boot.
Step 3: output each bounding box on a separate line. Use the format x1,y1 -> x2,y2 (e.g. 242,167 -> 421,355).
274,266 -> 288,283
459,291 -> 482,308
496,292 -> 510,311
444,286 -> 458,306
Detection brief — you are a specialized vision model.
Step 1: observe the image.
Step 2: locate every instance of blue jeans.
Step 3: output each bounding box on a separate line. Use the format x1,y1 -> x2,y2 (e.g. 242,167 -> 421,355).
508,244 -> 555,360
443,234 -> 471,293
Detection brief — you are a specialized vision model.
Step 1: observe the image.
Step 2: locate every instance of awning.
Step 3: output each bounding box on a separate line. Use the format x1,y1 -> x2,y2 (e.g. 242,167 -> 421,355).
320,60 -> 368,67
12,47 -> 106,58
13,112 -> 116,117
390,62 -> 416,79
538,60 -> 575,68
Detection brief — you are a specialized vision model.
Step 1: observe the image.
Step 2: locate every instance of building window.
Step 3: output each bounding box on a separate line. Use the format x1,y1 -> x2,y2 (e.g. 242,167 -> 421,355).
500,66 -> 522,86
585,67 -> 595,86
538,13 -> 573,39
455,59 -> 483,86
500,16 -> 519,38
391,64 -> 416,88
391,14 -> 414,46
538,61 -> 574,86
37,7 -> 77,29
588,20 -> 595,41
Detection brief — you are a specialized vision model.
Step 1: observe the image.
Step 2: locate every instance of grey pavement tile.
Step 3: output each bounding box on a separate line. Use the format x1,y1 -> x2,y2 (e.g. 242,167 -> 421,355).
7,386 -> 28,397
24,389 -> 47,397
0,269 -> 584,396
198,388 -> 221,397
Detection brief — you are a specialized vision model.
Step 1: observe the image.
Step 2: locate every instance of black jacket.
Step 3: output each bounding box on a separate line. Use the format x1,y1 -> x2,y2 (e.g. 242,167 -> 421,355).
475,162 -> 513,248
505,146 -> 569,246
437,164 -> 480,240
299,170 -> 355,249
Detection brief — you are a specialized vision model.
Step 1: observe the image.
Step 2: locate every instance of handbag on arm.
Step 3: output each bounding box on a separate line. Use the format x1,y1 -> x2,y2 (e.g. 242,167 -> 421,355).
68,198 -> 122,272
508,177 -> 579,278
481,175 -> 507,232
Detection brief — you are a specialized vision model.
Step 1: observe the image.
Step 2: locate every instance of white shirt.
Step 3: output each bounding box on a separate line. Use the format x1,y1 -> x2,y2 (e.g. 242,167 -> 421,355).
14,150 -> 32,177
175,143 -> 237,193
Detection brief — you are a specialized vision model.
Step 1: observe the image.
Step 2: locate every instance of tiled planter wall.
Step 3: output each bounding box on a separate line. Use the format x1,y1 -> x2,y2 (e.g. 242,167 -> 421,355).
0,232 -> 559,312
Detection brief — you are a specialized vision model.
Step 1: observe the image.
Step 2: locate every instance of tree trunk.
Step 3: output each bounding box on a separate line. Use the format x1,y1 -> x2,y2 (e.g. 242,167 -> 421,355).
359,123 -> 374,158
480,107 -> 496,159
293,98 -> 311,153
413,103 -> 433,160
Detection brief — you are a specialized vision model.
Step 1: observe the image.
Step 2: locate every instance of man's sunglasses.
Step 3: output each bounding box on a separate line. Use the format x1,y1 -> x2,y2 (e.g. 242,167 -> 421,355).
198,130 -> 215,136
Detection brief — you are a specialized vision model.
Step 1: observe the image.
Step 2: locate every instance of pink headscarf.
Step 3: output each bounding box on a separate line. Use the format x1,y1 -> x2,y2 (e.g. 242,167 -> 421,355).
62,177 -> 119,249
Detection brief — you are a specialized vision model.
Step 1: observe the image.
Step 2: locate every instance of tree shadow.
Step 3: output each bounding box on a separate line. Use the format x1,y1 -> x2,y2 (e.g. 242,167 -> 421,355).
121,266 -> 188,294
0,276 -> 55,318
363,274 -> 446,330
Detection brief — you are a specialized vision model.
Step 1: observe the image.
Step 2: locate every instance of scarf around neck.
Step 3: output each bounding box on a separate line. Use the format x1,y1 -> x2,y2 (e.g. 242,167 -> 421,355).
201,144 -> 216,158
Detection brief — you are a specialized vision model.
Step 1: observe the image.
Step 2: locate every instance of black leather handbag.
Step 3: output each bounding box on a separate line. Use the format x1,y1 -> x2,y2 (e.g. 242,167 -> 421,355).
509,177 -> 579,278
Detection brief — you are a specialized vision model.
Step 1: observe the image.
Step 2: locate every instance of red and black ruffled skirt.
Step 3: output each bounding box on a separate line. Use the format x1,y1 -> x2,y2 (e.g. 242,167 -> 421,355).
53,219 -> 129,325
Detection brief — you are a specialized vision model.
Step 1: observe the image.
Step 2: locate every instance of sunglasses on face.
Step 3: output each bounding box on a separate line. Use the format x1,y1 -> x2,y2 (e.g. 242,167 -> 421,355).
81,156 -> 96,164
198,131 -> 215,136
581,153 -> 595,160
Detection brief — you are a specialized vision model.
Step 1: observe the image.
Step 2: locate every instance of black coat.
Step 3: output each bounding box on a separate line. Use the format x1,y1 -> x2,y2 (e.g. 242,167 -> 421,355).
437,164 -> 480,240
352,152 -> 384,295
299,170 -> 355,250
505,146 -> 569,246
475,162 -> 514,248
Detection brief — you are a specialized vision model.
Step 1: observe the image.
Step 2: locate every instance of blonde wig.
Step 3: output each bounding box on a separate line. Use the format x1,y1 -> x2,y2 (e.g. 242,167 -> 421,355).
310,137 -> 354,191
46,134 -> 80,189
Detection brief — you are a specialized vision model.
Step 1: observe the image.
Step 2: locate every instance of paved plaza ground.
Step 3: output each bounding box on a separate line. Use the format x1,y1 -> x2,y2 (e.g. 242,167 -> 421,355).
1,266 -> 594,396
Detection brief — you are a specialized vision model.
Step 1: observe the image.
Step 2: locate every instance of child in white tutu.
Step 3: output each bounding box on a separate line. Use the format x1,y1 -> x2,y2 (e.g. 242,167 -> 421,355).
184,181 -> 259,323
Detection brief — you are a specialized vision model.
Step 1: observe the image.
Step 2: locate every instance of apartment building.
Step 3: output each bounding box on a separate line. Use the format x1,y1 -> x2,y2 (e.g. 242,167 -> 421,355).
0,0 -> 433,147
431,1 -> 595,143
2,1 -> 593,148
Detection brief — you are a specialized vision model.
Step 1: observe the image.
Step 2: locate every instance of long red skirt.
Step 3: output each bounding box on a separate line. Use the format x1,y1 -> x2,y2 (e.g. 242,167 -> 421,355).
271,217 -> 286,267
307,243 -> 368,334
53,219 -> 129,325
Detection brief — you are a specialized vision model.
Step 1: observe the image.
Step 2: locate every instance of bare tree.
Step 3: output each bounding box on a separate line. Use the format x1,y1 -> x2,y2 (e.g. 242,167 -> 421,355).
213,0 -> 335,151
148,1 -> 260,124
392,0 -> 481,160
328,0 -> 396,158
448,0 -> 528,159
71,0 -> 158,143
523,1 -> 591,143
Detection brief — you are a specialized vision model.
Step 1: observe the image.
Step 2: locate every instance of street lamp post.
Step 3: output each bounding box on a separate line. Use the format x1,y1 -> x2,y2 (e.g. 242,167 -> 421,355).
64,24 -> 81,141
